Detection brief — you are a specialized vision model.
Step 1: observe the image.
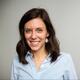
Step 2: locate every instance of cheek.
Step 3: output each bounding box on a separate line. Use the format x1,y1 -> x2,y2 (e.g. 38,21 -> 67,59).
39,33 -> 47,40
24,33 -> 31,40
41,32 -> 48,38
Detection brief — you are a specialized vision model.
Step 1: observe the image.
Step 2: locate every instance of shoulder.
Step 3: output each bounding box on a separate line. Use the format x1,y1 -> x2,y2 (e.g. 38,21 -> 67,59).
57,52 -> 74,65
59,52 -> 72,60
12,54 -> 20,66
50,52 -> 74,70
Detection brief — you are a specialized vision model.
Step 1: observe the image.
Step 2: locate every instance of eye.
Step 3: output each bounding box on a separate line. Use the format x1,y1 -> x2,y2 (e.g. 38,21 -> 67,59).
24,28 -> 31,33
36,28 -> 43,33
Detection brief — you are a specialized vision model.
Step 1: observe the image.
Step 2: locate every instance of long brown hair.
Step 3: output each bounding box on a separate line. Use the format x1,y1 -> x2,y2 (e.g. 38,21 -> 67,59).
16,8 -> 60,64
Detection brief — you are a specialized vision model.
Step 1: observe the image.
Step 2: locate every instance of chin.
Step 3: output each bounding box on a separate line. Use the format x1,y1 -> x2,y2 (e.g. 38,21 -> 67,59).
30,47 -> 40,52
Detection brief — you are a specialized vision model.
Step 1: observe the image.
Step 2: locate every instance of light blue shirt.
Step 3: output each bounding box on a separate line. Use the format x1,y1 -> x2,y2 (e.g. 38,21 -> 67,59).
11,52 -> 78,80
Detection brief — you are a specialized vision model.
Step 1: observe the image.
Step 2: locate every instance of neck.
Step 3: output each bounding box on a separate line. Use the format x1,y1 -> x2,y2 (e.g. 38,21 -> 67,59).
31,48 -> 48,60
31,48 -> 48,71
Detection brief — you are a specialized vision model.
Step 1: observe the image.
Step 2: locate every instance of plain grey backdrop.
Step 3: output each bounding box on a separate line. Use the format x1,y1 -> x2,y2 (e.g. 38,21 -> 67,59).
0,0 -> 80,79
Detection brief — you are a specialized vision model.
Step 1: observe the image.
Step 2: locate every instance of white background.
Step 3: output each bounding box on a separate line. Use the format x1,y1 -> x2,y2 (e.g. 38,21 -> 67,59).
0,0 -> 80,79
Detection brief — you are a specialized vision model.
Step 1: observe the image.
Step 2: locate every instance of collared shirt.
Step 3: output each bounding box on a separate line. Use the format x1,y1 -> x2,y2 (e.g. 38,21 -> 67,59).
11,52 -> 78,80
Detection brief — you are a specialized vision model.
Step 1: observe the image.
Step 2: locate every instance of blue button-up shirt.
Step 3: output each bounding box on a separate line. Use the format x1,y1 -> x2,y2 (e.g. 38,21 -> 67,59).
11,52 -> 78,80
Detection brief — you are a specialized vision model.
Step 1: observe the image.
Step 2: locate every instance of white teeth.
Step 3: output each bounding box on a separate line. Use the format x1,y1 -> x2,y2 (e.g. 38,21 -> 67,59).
30,41 -> 39,45
31,42 -> 38,44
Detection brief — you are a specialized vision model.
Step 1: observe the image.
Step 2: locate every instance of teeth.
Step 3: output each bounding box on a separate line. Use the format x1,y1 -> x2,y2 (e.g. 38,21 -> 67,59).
31,42 -> 38,44
30,41 -> 39,45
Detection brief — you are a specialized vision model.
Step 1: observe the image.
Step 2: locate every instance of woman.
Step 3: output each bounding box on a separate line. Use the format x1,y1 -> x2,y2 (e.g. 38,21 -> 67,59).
11,8 -> 77,80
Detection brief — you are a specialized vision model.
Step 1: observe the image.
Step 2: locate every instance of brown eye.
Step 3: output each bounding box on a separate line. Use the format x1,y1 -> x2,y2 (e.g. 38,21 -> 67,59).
36,28 -> 43,33
24,28 -> 31,33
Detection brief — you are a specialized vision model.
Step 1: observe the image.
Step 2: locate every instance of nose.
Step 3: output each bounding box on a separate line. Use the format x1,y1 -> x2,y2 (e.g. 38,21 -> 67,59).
31,31 -> 37,39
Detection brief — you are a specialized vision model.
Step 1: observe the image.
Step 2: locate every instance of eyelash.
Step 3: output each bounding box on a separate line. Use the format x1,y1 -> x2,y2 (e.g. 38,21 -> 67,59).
24,28 -> 43,33
25,29 -> 31,33
36,28 -> 42,32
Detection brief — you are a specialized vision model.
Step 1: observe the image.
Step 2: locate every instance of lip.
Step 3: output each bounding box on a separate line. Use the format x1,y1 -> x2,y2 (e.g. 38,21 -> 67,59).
30,41 -> 39,42
30,40 -> 40,42
29,41 -> 40,46
30,41 -> 40,43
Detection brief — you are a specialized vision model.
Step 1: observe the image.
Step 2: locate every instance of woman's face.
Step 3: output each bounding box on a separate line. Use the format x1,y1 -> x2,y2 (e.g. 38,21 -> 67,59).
24,18 -> 49,52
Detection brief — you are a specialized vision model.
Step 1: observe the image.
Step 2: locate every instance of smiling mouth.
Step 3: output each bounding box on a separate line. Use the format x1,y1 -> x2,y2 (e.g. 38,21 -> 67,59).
30,41 -> 40,46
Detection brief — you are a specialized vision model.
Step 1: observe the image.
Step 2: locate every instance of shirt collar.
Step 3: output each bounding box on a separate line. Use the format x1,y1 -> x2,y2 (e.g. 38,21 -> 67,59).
26,51 -> 51,62
26,51 -> 33,57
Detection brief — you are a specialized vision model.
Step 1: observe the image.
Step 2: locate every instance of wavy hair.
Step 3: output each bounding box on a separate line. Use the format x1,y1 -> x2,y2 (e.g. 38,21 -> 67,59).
16,8 -> 60,64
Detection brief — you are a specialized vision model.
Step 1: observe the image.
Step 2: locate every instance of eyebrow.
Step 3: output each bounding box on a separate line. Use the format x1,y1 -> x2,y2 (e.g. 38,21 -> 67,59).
24,26 -> 45,29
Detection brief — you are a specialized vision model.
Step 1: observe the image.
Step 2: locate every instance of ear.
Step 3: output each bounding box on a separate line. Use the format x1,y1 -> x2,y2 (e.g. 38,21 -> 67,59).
47,32 -> 49,37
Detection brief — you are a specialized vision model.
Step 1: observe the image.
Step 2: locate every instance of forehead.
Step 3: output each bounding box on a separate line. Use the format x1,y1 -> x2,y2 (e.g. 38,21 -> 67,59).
24,18 -> 46,29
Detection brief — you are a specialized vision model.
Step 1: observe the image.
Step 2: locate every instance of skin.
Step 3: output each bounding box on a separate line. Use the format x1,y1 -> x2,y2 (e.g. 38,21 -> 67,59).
24,17 -> 49,71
